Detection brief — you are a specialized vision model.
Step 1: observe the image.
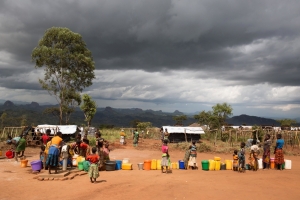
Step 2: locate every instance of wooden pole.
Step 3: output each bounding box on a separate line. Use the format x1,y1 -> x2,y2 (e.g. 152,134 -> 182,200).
184,128 -> 187,143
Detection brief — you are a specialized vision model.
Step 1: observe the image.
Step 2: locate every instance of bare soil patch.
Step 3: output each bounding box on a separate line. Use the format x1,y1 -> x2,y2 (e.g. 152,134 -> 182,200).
0,139 -> 299,200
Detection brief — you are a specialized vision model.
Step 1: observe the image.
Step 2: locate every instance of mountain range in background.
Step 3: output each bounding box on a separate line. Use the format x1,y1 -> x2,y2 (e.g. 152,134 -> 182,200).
0,100 -> 298,128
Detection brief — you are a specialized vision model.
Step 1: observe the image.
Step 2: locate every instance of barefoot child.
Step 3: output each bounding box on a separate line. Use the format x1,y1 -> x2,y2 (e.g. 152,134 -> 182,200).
238,142 -> 246,172
188,141 -> 197,169
233,150 -> 239,171
40,145 -> 46,169
161,140 -> 170,173
86,147 -> 100,183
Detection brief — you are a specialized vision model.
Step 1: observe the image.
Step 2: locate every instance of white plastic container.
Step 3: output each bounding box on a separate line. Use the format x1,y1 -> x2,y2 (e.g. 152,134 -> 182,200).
258,158 -> 263,169
285,160 -> 292,169
123,158 -> 130,164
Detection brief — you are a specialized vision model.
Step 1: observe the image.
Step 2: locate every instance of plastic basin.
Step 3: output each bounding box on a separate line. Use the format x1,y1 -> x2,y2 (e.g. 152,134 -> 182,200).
30,160 -> 42,171
105,161 -> 116,171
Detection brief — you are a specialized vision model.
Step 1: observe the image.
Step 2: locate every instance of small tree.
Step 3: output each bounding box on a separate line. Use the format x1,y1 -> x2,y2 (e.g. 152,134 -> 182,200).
277,119 -> 297,127
0,112 -> 7,129
194,111 -> 210,125
32,27 -> 95,125
212,103 -> 233,129
80,94 -> 97,128
172,115 -> 187,126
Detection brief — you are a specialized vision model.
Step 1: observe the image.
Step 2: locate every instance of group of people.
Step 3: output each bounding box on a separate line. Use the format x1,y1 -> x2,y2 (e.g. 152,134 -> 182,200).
37,129 -> 110,183
233,133 -> 285,172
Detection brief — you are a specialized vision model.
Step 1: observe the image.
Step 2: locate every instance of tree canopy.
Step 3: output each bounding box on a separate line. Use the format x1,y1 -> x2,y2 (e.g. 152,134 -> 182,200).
32,27 -> 95,124
80,94 -> 97,128
277,119 -> 297,127
172,115 -> 187,126
194,103 -> 233,130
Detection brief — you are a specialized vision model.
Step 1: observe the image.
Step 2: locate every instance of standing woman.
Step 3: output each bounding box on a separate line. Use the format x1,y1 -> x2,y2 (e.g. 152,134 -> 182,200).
46,132 -> 63,174
263,134 -> 272,169
274,134 -> 285,170
133,129 -> 139,147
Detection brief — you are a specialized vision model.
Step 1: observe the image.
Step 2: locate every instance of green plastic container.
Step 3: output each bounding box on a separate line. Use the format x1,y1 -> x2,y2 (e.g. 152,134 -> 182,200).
78,161 -> 84,171
282,162 -> 285,170
201,160 -> 209,171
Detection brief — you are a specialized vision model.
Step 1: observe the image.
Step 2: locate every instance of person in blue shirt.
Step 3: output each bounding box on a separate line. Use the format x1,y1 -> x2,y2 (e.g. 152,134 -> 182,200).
274,134 -> 284,170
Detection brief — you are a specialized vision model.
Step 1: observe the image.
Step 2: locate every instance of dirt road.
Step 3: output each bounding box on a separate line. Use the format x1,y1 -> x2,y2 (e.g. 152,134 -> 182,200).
0,141 -> 299,200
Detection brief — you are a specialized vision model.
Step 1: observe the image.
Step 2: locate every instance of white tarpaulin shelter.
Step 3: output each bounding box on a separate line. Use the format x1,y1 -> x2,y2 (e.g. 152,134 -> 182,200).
162,126 -> 205,134
36,125 -> 78,135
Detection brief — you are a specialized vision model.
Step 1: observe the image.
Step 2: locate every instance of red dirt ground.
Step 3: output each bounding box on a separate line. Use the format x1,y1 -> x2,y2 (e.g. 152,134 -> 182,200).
0,140 -> 300,200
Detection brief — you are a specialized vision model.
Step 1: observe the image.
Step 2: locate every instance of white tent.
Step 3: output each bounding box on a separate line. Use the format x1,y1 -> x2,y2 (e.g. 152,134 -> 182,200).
162,126 -> 205,134
36,124 -> 78,135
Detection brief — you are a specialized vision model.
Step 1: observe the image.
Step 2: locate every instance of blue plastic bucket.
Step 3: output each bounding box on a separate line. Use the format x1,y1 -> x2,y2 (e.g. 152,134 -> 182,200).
179,160 -> 185,169
115,160 -> 122,170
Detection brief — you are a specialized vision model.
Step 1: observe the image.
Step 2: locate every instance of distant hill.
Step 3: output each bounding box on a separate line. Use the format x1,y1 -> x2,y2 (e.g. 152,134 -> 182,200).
226,114 -> 280,126
0,100 -> 292,128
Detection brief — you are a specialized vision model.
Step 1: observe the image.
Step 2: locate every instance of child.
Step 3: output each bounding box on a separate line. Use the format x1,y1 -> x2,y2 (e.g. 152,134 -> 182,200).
238,142 -> 246,172
233,150 -> 239,171
40,145 -> 46,169
249,139 -> 260,171
183,145 -> 191,170
86,147 -> 100,183
120,129 -> 126,145
161,140 -> 169,173
188,141 -> 197,169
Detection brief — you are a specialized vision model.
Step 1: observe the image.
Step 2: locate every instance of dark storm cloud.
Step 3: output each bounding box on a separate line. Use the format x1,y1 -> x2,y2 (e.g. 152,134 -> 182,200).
1,0 -> 300,90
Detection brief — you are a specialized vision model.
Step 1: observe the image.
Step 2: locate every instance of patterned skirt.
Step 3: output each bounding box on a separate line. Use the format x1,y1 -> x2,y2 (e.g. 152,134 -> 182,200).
88,163 -> 99,179
263,149 -> 270,164
46,146 -> 60,167
275,149 -> 284,164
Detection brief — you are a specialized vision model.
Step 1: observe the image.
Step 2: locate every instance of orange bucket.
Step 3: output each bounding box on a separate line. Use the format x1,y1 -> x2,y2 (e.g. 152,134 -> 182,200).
20,160 -> 28,168
270,158 -> 275,169
144,160 -> 151,170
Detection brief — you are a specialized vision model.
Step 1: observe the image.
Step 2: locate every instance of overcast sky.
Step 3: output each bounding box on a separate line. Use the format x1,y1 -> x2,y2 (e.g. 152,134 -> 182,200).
1,0 -> 300,118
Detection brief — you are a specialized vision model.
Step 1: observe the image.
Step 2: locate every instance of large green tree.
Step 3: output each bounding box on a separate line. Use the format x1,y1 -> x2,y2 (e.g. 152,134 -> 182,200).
80,94 -> 97,128
32,27 -> 95,124
194,103 -> 233,130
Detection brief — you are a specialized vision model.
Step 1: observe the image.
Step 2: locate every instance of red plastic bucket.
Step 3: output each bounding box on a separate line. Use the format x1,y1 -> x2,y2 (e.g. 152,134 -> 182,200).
5,150 -> 14,159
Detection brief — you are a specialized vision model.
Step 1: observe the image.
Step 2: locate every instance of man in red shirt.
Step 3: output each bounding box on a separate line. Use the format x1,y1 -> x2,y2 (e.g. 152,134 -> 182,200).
41,129 -> 51,145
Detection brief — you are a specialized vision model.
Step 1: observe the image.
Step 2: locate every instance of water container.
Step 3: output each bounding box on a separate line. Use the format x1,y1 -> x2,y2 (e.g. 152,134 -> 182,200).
5,150 -> 14,159
214,157 -> 221,161
31,160 -> 42,171
270,158 -> 275,169
78,161 -> 84,170
220,163 -> 226,170
137,163 -> 144,170
0,150 -> 2,156
258,159 -> 263,169
201,160 -> 209,171
225,160 -> 232,170
115,160 -> 122,170
179,160 -> 185,169
72,154 -> 78,166
171,162 -> 178,169
122,163 -> 132,170
123,158 -> 130,164
20,160 -> 28,168
285,160 -> 291,169
144,160 -> 151,170
245,164 -> 250,170
215,161 -> 221,171
151,159 -> 157,170
156,160 -> 162,170
105,161 -> 116,171
209,160 -> 215,170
